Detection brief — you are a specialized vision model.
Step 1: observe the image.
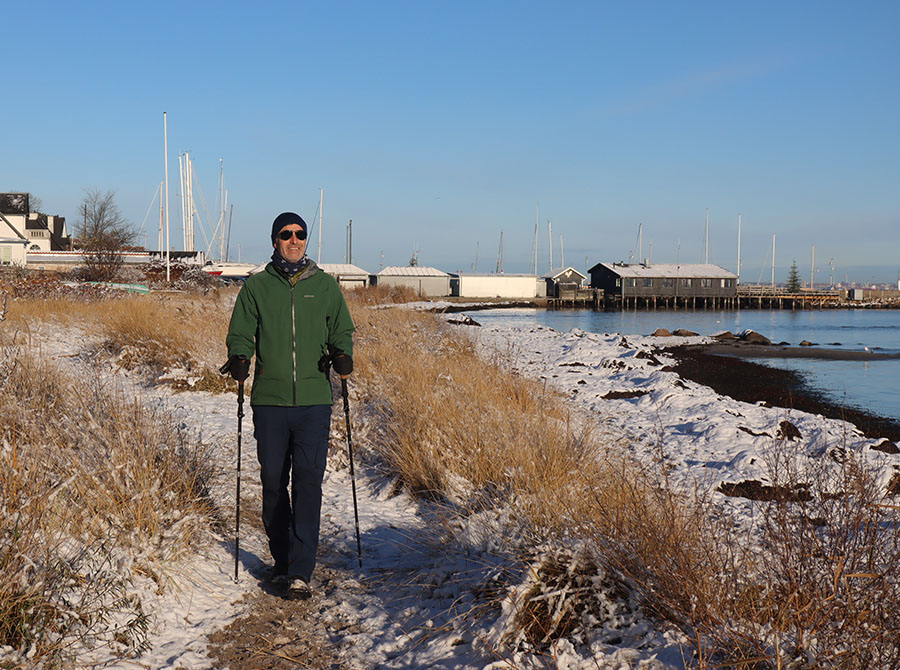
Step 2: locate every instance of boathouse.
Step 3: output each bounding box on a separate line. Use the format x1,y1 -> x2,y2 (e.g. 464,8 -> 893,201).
450,273 -> 539,299
319,263 -> 370,289
589,262 -> 737,309
543,267 -> 587,299
374,266 -> 451,297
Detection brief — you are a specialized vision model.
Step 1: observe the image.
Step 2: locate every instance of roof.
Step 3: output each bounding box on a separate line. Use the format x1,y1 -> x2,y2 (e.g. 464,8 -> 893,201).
590,262 -> 737,279
377,266 -> 449,277
542,266 -> 587,280
451,272 -> 537,279
319,263 -> 369,275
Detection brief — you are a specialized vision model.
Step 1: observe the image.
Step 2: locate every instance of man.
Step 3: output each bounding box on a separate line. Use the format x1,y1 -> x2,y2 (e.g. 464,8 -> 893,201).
222,211 -> 354,599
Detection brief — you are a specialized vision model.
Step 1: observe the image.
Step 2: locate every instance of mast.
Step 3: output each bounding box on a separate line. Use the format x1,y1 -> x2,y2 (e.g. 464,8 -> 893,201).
638,223 -> 643,264
737,213 -> 742,285
163,112 -> 170,282
771,233 -> 776,288
548,220 -> 553,272
560,234 -> 564,269
530,204 -> 539,274
157,180 -> 164,251
705,208 -> 709,264
496,231 -> 504,273
317,188 -> 323,263
225,203 -> 233,262
811,244 -> 815,290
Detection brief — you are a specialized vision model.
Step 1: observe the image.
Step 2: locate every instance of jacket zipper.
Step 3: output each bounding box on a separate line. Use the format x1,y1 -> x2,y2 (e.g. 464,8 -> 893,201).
291,283 -> 297,405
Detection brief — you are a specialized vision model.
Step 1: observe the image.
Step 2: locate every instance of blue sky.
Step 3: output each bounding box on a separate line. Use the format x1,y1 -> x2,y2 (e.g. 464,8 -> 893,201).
4,1 -> 898,284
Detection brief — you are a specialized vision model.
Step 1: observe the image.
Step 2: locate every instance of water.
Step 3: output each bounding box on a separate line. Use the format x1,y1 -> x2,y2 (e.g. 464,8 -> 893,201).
468,308 -> 900,420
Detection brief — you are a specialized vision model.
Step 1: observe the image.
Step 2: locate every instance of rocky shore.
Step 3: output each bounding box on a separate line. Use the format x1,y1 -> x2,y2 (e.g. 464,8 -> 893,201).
668,344 -> 900,443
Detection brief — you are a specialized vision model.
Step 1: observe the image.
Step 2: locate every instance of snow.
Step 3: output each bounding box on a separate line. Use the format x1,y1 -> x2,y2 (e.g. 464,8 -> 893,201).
20,313 -> 900,669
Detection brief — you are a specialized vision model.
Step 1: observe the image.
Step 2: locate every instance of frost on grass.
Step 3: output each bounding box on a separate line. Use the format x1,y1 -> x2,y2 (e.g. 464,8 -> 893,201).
0,342 -> 218,667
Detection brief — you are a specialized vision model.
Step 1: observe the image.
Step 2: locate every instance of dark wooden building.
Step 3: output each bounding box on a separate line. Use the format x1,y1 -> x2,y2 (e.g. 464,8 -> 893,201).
589,262 -> 738,309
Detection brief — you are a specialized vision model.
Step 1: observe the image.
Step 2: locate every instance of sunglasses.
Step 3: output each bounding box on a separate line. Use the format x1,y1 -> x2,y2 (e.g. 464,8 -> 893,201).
278,229 -> 307,241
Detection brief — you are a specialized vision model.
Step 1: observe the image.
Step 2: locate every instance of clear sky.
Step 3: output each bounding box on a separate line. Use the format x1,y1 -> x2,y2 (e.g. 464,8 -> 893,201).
4,1 -> 898,284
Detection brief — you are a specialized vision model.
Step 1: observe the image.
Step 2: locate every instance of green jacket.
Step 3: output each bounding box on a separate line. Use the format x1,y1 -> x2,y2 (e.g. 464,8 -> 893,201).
226,261 -> 355,406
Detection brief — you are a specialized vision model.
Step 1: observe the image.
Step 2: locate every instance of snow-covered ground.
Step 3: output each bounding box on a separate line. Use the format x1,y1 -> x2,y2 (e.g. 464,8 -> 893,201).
24,315 -> 900,669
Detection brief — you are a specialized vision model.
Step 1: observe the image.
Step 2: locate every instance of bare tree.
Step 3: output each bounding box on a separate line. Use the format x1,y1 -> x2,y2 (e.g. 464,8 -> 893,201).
76,189 -> 136,282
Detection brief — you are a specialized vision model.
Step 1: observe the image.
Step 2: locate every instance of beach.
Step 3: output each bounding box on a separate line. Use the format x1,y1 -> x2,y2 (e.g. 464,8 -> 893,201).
670,343 -> 900,442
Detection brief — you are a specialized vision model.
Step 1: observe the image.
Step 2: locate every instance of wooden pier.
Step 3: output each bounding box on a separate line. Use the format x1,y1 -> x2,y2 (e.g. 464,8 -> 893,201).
608,287 -> 844,311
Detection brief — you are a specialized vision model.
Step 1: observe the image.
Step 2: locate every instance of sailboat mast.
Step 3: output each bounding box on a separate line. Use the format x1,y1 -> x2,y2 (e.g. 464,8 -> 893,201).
548,220 -> 553,273
771,233 -> 776,288
317,188 -> 324,263
163,112 -> 170,282
811,244 -> 815,289
705,208 -> 709,264
737,213 -> 742,285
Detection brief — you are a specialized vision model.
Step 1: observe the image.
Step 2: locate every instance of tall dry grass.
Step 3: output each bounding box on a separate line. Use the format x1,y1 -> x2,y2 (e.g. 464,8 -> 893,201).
0,297 -> 224,665
345,287 -> 900,668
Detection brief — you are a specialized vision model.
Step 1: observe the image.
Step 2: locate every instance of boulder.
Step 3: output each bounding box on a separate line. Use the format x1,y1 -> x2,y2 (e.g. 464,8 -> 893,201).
651,328 -> 672,337
799,340 -> 814,346
713,331 -> 736,341
739,329 -> 773,345
672,329 -> 699,337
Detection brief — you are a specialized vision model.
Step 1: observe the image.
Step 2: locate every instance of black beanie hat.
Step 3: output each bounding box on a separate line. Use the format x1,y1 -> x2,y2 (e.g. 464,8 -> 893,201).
271,212 -> 308,245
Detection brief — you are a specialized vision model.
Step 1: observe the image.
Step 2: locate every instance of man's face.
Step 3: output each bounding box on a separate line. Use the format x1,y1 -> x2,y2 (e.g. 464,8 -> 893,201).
274,225 -> 307,264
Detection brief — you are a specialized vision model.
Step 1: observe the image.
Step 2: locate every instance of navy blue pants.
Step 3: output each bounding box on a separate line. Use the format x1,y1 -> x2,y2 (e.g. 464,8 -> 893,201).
252,404 -> 332,582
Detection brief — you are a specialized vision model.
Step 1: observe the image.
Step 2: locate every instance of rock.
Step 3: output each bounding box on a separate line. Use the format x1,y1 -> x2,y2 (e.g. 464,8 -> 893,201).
651,328 -> 672,337
713,331 -> 736,340
447,314 -> 481,326
739,329 -> 773,345
718,480 -> 811,502
799,340 -> 814,346
602,389 -> 648,400
672,329 -> 699,337
871,439 -> 899,454
776,420 -> 802,441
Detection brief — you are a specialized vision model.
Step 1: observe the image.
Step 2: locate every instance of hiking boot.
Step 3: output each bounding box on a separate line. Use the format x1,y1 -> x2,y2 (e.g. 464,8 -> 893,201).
285,577 -> 312,600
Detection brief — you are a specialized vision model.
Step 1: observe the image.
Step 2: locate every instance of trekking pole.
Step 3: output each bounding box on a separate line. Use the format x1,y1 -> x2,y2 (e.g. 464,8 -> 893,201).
233,380 -> 244,583
340,377 -> 363,568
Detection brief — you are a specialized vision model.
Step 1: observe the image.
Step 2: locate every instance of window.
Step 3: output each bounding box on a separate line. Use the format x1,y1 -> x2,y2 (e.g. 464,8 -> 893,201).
642,278 -> 653,287
625,278 -> 636,288
681,278 -> 693,287
662,278 -> 674,288
722,279 -> 734,288
0,246 -> 11,264
615,278 -> 621,287
700,278 -> 713,288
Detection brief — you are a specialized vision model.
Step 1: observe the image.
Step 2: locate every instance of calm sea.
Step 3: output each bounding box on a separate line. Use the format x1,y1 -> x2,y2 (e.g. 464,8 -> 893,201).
468,308 -> 900,420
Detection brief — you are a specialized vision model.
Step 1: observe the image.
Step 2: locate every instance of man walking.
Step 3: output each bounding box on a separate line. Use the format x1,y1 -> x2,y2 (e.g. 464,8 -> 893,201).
222,212 -> 354,598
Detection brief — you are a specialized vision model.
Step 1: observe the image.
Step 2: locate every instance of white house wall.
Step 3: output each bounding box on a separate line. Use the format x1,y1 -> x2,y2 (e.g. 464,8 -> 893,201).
458,276 -> 537,298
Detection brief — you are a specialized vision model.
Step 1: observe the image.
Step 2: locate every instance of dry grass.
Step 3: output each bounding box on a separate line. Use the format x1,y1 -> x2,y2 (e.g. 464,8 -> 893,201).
0,320 -> 221,665
345,287 -> 900,668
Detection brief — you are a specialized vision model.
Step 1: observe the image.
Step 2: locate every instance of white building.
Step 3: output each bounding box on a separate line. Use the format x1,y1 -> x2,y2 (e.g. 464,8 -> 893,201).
450,273 -> 539,299
0,193 -> 71,265
319,263 -> 370,289
375,266 -> 451,297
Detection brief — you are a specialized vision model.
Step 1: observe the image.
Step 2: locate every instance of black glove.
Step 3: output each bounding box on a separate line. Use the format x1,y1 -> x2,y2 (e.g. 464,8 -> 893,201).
318,350 -> 353,376
332,352 -> 353,376
219,354 -> 250,382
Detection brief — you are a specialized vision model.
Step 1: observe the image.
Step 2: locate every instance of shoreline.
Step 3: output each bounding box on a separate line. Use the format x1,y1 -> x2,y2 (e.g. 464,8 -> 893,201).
699,342 -> 900,360
669,344 -> 900,443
